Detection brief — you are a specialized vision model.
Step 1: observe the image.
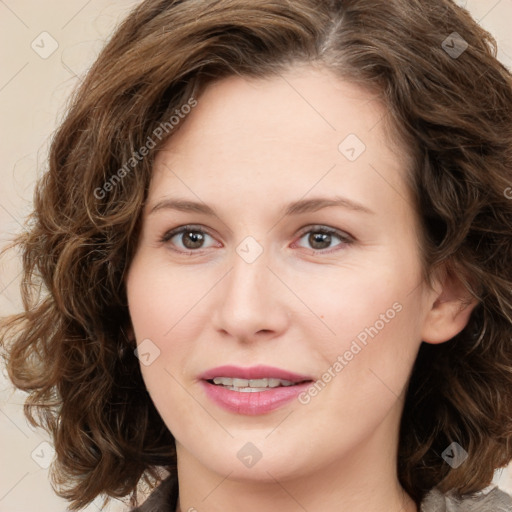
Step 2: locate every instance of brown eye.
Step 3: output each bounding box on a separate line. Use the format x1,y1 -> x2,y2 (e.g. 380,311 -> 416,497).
295,226 -> 352,252
180,230 -> 206,249
307,232 -> 332,250
161,226 -> 217,252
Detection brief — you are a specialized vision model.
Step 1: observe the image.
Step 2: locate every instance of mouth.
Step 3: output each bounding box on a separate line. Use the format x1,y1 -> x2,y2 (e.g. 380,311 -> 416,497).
199,366 -> 315,415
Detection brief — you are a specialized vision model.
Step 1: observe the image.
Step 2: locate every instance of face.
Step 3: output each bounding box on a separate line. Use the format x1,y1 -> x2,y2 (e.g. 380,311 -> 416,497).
126,65 -> 438,483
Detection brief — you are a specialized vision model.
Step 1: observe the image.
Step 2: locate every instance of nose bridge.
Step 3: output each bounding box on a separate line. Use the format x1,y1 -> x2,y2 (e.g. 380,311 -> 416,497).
225,243 -> 271,315
212,239 -> 288,339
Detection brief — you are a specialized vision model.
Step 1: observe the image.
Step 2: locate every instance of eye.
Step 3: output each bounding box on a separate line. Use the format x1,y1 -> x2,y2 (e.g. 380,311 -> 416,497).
160,225 -> 219,252
293,225 -> 353,253
160,224 -> 353,254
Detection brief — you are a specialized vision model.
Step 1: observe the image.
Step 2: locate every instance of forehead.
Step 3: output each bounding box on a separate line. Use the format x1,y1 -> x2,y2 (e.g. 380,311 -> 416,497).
159,66 -> 398,155
148,66 -> 414,215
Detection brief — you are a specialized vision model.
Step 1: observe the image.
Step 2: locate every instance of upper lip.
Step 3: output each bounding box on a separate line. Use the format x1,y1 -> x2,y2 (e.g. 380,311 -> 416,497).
199,365 -> 314,383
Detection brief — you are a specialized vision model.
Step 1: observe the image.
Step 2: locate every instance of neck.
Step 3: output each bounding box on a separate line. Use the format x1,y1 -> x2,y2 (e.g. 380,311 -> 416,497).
175,476 -> 417,512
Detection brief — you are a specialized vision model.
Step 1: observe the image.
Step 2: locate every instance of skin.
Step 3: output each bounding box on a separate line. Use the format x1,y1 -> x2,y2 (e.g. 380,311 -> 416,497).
125,64 -> 476,512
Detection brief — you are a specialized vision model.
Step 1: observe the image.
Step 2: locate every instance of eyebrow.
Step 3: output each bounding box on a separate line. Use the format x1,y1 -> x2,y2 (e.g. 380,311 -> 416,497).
149,195 -> 374,217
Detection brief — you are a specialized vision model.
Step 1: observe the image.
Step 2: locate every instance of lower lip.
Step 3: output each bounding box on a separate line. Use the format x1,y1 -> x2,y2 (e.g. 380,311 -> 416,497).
200,380 -> 313,415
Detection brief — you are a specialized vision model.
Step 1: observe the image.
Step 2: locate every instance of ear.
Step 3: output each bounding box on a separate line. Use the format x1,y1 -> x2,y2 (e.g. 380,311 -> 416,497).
123,322 -> 136,345
421,266 -> 479,344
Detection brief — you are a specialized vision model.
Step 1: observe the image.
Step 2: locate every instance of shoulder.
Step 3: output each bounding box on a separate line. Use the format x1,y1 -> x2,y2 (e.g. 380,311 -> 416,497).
129,475 -> 178,512
420,485 -> 512,511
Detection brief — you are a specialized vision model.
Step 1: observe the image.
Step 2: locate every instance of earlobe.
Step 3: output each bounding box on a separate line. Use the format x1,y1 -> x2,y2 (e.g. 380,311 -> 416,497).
421,268 -> 479,345
123,323 -> 136,344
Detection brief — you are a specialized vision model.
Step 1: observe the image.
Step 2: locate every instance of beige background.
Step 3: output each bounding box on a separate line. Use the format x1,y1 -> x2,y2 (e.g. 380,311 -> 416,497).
1,1 -> 511,511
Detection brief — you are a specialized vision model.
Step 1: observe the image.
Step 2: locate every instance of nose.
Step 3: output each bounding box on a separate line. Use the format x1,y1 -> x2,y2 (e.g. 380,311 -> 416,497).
211,245 -> 290,343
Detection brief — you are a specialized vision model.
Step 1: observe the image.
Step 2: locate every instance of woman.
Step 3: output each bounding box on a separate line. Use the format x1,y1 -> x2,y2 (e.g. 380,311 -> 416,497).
1,0 -> 511,511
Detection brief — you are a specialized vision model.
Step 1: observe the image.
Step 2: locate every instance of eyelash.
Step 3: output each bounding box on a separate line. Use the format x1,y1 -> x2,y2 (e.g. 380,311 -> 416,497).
159,224 -> 354,255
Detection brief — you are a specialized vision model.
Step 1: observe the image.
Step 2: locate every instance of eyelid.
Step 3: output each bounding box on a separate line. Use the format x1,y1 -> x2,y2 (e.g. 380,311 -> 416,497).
161,224 -> 214,241
295,224 -> 353,241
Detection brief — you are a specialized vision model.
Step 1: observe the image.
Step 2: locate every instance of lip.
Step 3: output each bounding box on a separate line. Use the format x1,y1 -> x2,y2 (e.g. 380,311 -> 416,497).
198,365 -> 314,415
198,364 -> 313,383
200,380 -> 313,415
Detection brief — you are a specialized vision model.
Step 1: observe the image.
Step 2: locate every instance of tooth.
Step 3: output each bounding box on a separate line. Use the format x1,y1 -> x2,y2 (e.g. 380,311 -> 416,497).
235,387 -> 271,392
212,377 -> 231,385
280,379 -> 294,386
249,378 -> 268,387
267,378 -> 281,388
232,378 -> 249,387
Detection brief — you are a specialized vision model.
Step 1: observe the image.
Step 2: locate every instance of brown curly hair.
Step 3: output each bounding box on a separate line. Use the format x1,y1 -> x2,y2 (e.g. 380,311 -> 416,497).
1,0 -> 511,509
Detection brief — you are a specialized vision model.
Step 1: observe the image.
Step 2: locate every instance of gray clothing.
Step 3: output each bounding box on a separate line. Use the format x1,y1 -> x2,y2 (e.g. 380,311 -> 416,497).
420,485 -> 512,511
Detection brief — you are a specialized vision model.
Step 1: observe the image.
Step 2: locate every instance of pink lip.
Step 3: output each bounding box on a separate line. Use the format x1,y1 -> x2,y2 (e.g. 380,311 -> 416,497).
198,364 -> 313,382
198,365 -> 314,415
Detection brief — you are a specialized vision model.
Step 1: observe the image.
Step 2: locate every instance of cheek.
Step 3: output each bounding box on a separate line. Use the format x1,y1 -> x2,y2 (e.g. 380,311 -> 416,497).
312,264 -> 412,343
307,260 -> 423,398
126,256 -> 204,340
126,260 -> 194,429
125,254 -> 210,394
